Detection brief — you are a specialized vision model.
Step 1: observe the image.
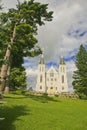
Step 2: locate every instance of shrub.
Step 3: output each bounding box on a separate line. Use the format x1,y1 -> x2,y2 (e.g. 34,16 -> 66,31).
55,94 -> 59,97
79,93 -> 87,100
42,93 -> 48,97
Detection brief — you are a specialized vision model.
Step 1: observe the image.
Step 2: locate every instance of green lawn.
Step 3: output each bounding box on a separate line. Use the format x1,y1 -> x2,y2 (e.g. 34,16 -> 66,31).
0,93 -> 87,130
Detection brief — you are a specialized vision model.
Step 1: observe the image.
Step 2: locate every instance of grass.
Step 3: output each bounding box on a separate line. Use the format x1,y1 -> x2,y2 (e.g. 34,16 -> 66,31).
0,92 -> 87,130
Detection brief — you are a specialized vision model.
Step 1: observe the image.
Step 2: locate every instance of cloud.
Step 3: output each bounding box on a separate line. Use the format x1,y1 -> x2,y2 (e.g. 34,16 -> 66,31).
26,68 -> 38,77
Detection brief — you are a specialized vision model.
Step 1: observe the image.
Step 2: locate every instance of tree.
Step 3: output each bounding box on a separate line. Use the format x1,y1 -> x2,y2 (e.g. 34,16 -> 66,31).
10,67 -> 26,89
0,0 -> 53,92
72,44 -> 87,98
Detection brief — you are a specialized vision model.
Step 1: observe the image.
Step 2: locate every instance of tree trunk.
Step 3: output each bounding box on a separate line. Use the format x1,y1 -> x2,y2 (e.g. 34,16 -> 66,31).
4,65 -> 11,94
0,25 -> 16,92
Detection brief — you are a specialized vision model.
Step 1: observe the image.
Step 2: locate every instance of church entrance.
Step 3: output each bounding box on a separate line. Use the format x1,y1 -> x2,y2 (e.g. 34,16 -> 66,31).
50,87 -> 54,95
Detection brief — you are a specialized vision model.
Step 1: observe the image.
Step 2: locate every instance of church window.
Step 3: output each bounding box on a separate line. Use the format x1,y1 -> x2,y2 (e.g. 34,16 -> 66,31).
62,75 -> 64,83
63,67 -> 65,73
46,87 -> 48,90
50,73 -> 54,77
40,86 -> 42,89
40,75 -> 42,82
51,78 -> 53,81
62,86 -> 64,90
51,87 -> 53,89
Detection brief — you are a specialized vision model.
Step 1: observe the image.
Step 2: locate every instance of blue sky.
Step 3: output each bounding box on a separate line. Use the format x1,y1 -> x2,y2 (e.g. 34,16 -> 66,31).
2,0 -> 87,91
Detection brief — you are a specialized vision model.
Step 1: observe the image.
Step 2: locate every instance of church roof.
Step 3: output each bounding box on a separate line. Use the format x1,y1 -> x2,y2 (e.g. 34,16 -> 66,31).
47,66 -> 57,74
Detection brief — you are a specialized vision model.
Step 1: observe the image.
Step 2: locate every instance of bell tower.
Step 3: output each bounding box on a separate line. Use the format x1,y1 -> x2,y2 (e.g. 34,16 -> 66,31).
36,53 -> 46,93
59,56 -> 68,93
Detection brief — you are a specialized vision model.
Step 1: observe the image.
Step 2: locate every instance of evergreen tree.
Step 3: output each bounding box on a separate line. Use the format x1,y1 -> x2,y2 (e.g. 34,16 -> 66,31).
0,0 -> 53,92
72,44 -> 87,98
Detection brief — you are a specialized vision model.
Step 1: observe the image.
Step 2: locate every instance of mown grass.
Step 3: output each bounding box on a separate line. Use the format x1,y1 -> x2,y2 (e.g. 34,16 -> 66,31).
0,92 -> 87,130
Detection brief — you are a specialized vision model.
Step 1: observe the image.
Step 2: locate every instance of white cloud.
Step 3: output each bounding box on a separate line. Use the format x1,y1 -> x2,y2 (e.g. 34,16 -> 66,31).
26,68 -> 38,77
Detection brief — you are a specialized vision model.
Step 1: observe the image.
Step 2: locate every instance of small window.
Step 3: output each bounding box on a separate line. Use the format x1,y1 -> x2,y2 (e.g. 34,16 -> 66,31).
50,73 -> 54,77
40,86 -> 42,89
40,75 -> 42,82
62,75 -> 64,83
56,87 -> 57,90
51,78 -> 53,81
63,67 -> 65,73
62,86 -> 64,90
51,87 -> 53,89
46,87 -> 48,90
55,78 -> 57,81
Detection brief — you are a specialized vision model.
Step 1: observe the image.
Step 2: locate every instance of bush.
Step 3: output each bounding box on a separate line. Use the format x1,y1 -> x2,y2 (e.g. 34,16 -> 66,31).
42,93 -> 48,97
55,94 -> 59,97
0,93 -> 3,99
79,93 -> 87,100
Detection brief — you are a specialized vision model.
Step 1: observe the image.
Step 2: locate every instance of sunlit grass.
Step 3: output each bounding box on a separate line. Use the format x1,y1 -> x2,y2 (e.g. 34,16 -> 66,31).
0,92 -> 87,130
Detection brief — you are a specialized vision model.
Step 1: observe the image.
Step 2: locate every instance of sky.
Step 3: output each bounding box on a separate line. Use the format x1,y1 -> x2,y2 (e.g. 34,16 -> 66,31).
1,0 -> 87,91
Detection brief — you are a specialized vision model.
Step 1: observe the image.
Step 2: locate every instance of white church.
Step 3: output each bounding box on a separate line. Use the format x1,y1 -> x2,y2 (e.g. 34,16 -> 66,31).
36,54 -> 68,95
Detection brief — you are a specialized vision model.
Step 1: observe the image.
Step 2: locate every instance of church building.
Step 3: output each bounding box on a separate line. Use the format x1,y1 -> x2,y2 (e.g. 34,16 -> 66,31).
36,54 -> 68,95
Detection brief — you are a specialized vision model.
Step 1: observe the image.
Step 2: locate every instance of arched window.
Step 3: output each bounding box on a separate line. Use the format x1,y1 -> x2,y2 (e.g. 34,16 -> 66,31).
40,86 -> 42,89
62,86 -> 64,90
40,75 -> 42,82
50,73 -> 54,77
62,75 -> 64,83
63,67 -> 65,73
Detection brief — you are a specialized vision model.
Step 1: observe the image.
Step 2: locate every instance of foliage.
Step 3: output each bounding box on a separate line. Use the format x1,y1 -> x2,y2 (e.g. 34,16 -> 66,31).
73,45 -> 87,97
0,93 -> 87,130
9,67 -> 27,89
0,0 -> 53,88
79,93 -> 87,100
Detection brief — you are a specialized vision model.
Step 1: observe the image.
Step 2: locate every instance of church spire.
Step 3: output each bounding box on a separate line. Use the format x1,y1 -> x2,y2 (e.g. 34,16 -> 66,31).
59,56 -> 65,65
39,51 -> 45,64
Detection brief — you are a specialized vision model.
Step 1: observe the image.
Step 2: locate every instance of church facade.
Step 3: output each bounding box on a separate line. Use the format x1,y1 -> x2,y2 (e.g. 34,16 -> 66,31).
36,54 -> 68,95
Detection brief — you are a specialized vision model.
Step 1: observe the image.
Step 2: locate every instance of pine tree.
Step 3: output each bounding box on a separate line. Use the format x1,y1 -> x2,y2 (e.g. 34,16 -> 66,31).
72,44 -> 87,98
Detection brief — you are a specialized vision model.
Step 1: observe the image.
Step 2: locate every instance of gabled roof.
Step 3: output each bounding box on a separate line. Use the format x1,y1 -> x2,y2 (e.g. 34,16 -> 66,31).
47,66 -> 57,74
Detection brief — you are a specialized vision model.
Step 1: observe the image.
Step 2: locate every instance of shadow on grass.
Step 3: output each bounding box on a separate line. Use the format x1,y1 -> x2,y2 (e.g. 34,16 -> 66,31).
0,105 -> 29,130
4,92 -> 60,103
24,93 -> 60,103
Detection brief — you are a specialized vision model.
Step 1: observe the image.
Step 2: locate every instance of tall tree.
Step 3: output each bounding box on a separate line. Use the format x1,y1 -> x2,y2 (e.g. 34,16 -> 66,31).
72,44 -> 87,98
0,0 -> 53,92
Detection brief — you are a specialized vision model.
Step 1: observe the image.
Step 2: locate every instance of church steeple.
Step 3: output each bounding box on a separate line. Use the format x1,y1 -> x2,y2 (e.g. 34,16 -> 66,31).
39,53 -> 45,64
59,56 -> 65,65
